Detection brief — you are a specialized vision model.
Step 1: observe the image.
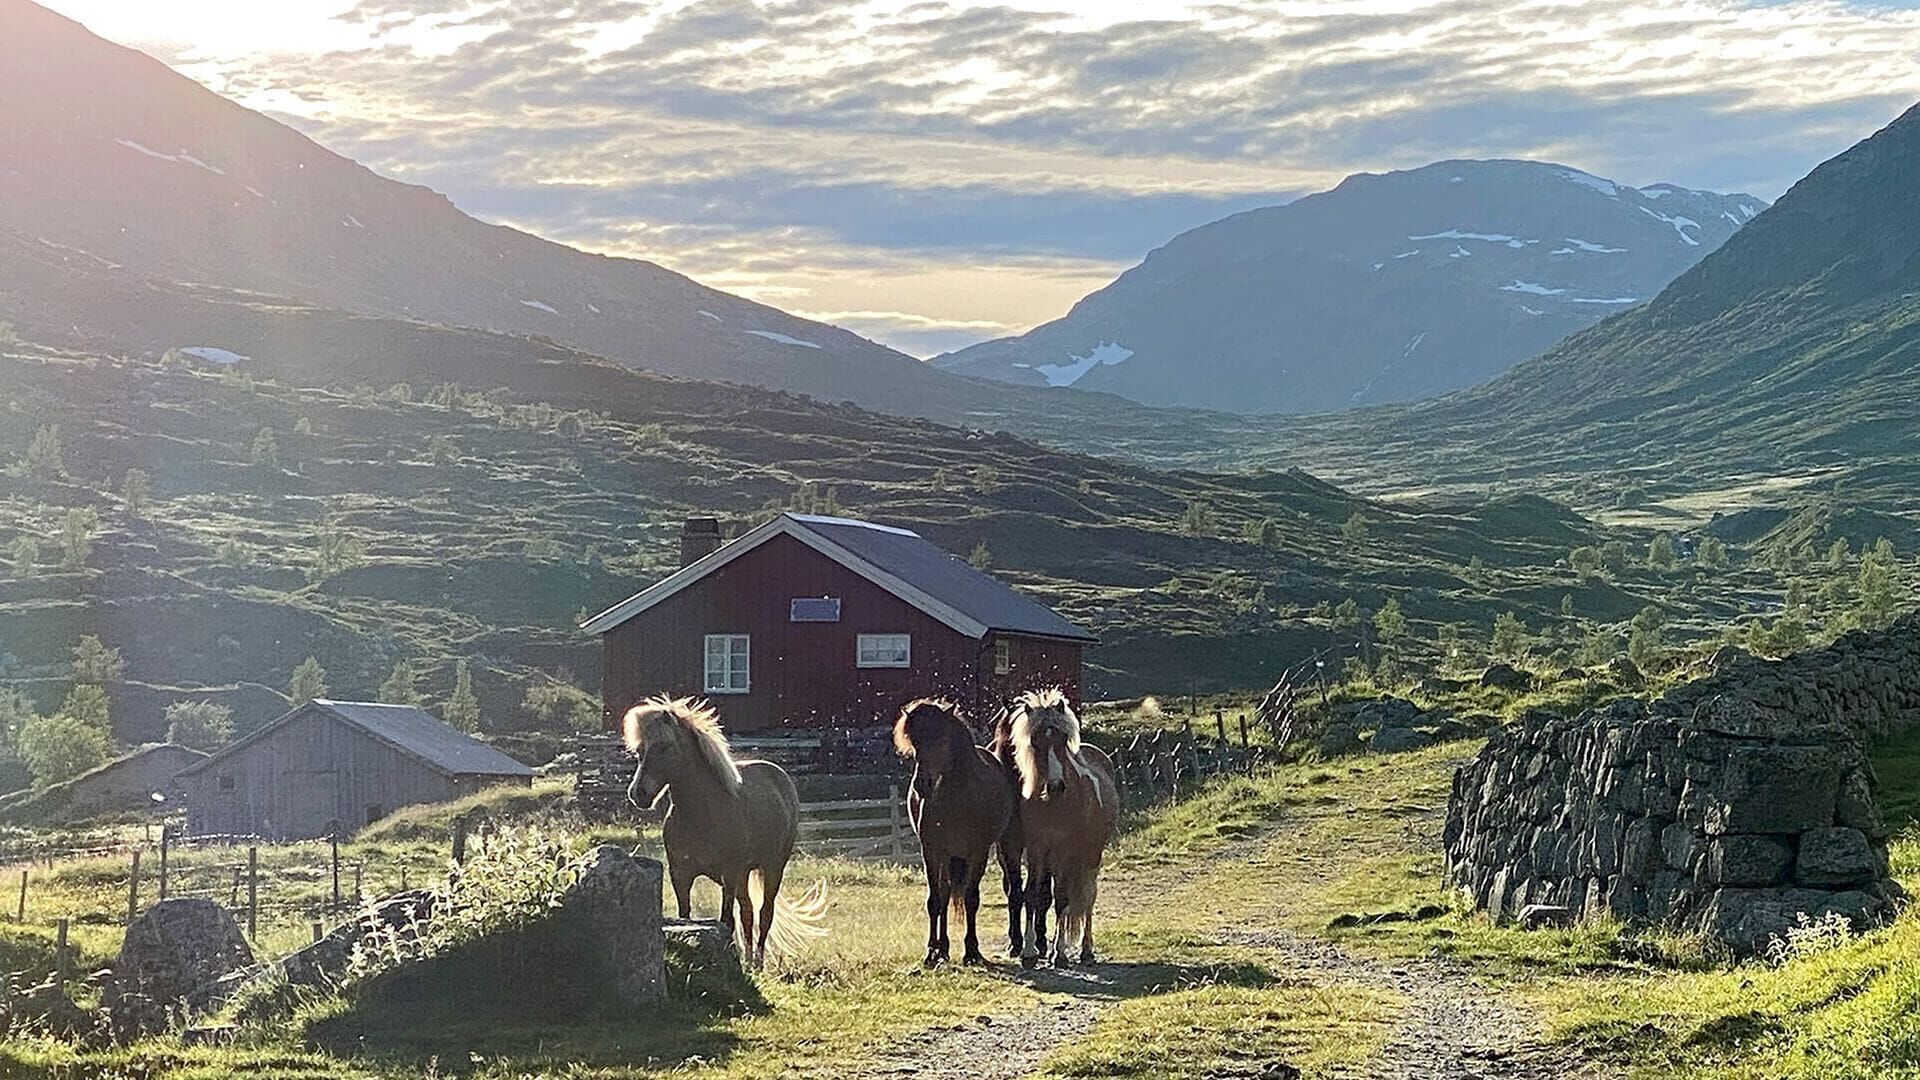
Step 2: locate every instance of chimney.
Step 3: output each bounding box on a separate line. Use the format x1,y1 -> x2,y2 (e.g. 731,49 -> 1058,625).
680,517 -> 724,566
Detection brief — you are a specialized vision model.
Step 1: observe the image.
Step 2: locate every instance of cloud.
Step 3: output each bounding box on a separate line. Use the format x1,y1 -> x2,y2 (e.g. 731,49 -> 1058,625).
91,0 -> 1920,352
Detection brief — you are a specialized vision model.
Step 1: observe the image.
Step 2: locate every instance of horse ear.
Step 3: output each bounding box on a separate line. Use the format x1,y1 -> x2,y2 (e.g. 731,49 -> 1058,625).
622,707 -> 645,753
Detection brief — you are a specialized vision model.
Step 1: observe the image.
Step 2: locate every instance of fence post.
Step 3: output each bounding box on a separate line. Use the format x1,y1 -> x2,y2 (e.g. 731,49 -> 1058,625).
310,920 -> 324,944
353,863 -> 363,905
15,869 -> 25,922
158,826 -> 170,902
452,817 -> 469,866
1238,715 -> 1249,749
246,846 -> 258,941
331,834 -> 342,909
1214,708 -> 1226,743
888,784 -> 905,860
54,918 -> 69,984
126,849 -> 141,925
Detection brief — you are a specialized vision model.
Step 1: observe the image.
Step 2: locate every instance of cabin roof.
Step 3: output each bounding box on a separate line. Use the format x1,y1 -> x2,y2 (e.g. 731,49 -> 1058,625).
581,512 -> 1096,643
180,700 -> 535,778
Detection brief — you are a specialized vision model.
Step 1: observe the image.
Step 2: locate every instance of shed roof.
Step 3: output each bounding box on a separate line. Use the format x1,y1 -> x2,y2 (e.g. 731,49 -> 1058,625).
581,513 -> 1095,643
181,700 -> 534,778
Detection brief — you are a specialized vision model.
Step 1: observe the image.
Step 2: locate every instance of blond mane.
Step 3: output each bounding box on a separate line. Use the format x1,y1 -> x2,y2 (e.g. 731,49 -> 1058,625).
1009,688 -> 1082,799
892,697 -> 962,759
622,694 -> 743,793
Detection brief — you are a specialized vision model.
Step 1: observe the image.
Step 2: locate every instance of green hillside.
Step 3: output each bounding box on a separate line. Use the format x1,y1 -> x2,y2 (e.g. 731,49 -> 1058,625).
0,320 -> 1650,742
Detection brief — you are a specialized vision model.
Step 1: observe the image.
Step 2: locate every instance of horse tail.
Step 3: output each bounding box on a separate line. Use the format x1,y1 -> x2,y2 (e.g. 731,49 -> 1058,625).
755,874 -> 829,962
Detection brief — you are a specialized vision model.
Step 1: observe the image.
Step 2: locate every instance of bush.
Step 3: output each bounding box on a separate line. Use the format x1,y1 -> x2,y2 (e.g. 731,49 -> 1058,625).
165,700 -> 234,751
17,713 -> 109,786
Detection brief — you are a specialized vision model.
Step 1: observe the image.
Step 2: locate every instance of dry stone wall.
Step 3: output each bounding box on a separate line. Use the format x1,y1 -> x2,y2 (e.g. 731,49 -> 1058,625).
1444,619 -> 1918,954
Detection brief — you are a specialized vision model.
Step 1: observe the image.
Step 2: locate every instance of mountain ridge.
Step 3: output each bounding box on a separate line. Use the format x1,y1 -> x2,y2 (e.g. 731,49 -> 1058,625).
936,158 -> 1762,414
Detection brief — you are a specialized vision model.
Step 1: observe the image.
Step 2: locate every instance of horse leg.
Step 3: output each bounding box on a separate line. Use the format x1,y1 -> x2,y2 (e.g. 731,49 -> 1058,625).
718,876 -> 735,935
1031,870 -> 1052,961
669,860 -> 696,921
727,871 -> 758,970
1077,874 -> 1098,965
1050,874 -> 1072,968
961,856 -> 987,965
998,845 -> 1023,959
756,863 -> 784,968
923,855 -> 947,968
1019,854 -> 1047,969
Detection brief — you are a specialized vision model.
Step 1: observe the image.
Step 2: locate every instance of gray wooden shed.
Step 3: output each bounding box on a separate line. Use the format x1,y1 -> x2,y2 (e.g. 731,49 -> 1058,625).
178,699 -> 533,840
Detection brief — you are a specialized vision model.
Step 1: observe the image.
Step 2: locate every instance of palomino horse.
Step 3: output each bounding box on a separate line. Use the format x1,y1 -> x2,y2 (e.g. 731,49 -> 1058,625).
894,699 -> 1015,966
624,695 -> 824,969
1006,688 -> 1119,968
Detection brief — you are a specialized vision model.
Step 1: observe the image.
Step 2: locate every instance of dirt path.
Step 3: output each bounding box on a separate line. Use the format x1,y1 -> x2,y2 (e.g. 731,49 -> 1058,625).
856,801 -> 1616,1079
856,994 -> 1102,1080
1219,928 -> 1615,1080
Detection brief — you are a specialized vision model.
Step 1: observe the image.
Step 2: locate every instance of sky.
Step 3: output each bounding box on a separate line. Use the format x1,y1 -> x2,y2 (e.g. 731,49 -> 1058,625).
42,0 -> 1920,357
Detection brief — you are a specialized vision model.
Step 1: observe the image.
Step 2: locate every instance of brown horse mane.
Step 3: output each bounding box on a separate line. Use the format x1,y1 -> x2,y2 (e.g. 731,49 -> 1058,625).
623,694 -> 743,794
893,698 -> 974,772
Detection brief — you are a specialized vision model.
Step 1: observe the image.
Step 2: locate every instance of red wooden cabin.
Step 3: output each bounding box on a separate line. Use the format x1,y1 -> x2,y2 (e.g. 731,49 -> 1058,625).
583,514 -> 1095,732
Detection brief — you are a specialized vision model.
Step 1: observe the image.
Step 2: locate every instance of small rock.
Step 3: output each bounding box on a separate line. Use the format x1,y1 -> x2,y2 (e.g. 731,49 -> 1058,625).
1517,904 -> 1577,931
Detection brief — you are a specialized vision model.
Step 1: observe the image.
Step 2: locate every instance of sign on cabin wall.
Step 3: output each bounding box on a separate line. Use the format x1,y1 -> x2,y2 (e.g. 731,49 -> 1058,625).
790,597 -> 842,622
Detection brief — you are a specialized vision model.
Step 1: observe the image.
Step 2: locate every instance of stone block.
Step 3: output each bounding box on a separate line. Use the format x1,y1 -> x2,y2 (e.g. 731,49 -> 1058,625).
560,845 -> 666,1008
1795,827 -> 1878,887
1702,745 -> 1842,835
1705,835 -> 1793,887
1660,822 -> 1697,871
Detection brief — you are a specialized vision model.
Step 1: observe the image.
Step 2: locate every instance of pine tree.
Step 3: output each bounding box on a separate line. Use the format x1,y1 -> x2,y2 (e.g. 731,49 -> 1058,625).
1341,512 -> 1369,545
1647,533 -> 1677,571
20,424 -> 64,480
444,660 -> 482,733
1697,536 -> 1729,570
1491,612 -> 1529,659
8,535 -> 38,577
60,507 -> 97,570
378,660 -> 424,707
288,656 -> 330,702
117,469 -> 152,518
250,427 -> 279,467
1372,597 -> 1408,648
71,635 -> 125,686
968,541 -> 992,569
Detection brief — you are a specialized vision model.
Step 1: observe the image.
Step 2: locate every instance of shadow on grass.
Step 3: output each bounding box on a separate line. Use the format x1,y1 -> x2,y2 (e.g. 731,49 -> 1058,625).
301,918 -> 767,1074
947,954 -> 1284,1003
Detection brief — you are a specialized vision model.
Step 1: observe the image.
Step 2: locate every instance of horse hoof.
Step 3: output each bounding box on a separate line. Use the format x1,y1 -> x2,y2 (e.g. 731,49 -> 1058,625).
1020,954 -> 1039,970
1078,951 -> 1095,965
962,951 -> 987,966
923,953 -> 945,969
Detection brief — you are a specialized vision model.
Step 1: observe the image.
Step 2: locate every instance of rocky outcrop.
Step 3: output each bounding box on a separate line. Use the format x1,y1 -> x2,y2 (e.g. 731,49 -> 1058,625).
1444,621 -> 1918,955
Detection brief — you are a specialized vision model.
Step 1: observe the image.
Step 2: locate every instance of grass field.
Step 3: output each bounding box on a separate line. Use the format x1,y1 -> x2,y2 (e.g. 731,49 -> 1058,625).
1,727 -> 1917,1077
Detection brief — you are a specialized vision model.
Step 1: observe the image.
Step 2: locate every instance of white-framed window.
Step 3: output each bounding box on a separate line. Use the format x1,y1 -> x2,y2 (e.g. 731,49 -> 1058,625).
856,633 -> 911,668
704,634 -> 751,693
994,639 -> 1012,676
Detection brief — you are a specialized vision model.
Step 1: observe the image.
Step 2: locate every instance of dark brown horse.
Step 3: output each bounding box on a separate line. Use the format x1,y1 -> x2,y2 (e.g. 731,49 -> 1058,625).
625,695 -> 824,969
894,698 -> 1015,966
1006,688 -> 1118,967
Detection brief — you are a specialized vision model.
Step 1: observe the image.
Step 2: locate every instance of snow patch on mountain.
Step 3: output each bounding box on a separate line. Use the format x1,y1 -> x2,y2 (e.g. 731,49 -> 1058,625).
1560,169 -> 1619,197
1640,207 -> 1702,246
179,346 -> 247,366
747,329 -> 823,349
1412,229 -> 1532,248
1502,281 -> 1568,296
1035,342 -> 1134,387
1570,296 -> 1641,305
519,299 -> 557,314
115,138 -> 224,176
1561,238 -> 1626,254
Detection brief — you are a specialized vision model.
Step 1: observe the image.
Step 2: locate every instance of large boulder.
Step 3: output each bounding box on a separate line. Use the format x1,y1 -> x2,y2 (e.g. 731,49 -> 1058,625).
558,845 -> 664,1008
110,899 -> 255,1033
1480,664 -> 1534,692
